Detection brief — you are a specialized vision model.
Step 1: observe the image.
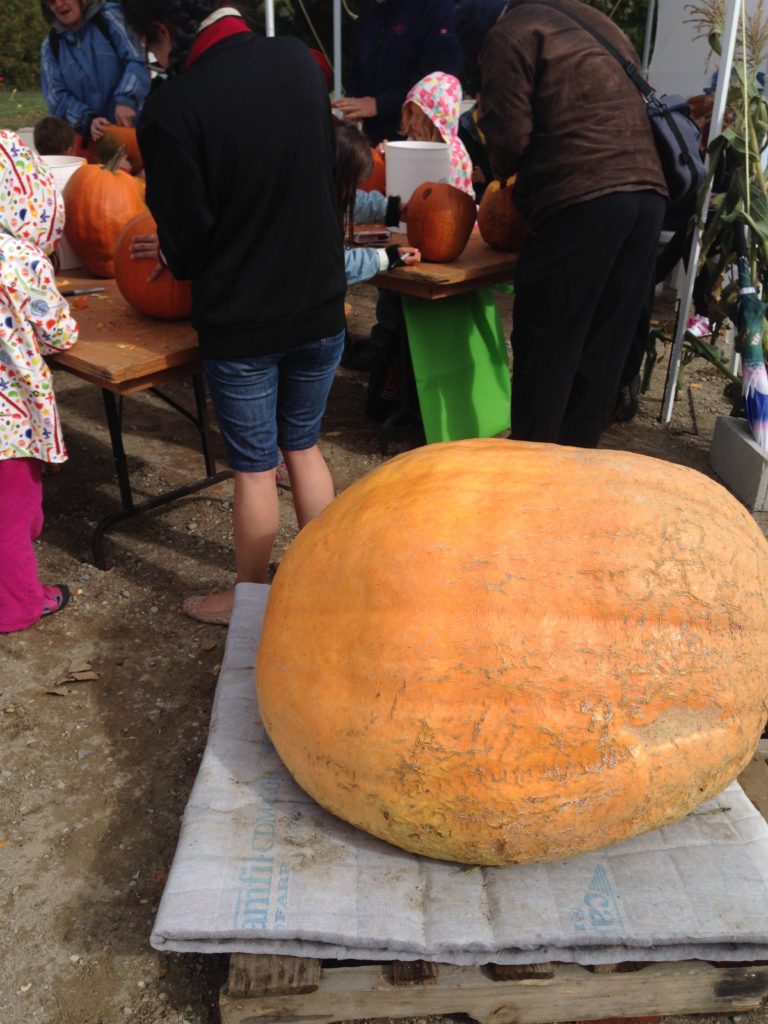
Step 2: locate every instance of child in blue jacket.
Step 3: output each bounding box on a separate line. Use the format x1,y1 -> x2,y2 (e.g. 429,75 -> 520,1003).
40,0 -> 150,146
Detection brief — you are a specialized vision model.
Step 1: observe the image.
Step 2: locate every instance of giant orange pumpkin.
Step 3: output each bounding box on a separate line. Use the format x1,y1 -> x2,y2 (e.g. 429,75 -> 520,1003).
477,175 -> 531,252
358,146 -> 386,193
64,149 -> 147,277
256,439 -> 768,865
114,213 -> 192,320
406,182 -> 476,262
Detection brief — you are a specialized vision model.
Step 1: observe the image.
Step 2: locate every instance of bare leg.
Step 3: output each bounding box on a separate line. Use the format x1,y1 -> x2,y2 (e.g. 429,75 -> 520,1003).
182,468 -> 278,623
233,469 -> 279,582
282,445 -> 335,528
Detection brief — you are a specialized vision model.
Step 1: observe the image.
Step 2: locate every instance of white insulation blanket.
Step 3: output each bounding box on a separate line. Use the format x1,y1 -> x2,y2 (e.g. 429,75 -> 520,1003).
151,583 -> 768,964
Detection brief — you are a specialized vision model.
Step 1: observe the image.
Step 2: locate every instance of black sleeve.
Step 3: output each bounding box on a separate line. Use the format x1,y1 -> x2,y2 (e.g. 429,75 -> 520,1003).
137,115 -> 215,281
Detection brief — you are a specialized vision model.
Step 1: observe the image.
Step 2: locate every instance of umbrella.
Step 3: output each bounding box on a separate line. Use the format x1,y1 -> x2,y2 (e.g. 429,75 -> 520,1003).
734,221 -> 768,449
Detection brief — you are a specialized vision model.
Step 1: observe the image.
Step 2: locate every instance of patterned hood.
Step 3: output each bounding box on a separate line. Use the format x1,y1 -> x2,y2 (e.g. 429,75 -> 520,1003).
0,131 -> 65,256
404,72 -> 474,195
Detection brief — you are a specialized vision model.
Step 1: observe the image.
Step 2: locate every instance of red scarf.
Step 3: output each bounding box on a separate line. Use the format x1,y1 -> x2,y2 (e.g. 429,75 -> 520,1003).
186,15 -> 250,67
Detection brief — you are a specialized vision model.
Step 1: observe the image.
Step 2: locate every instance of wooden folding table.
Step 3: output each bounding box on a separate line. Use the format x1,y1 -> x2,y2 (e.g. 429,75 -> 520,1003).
49,271 -> 231,569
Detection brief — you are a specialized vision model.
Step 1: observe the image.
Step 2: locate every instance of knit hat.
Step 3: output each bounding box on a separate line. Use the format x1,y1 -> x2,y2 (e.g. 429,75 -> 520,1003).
455,0 -> 509,66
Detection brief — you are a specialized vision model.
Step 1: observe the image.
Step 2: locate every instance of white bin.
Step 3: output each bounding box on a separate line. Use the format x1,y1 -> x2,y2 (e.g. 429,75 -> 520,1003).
16,127 -> 37,152
385,141 -> 451,231
40,155 -> 85,270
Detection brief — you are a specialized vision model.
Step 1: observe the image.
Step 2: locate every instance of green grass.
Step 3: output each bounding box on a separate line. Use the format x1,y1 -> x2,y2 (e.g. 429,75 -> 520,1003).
0,87 -> 48,131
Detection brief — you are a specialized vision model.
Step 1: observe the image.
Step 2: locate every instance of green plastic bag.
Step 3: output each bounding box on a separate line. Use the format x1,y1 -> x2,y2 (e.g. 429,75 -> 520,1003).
401,287 -> 511,443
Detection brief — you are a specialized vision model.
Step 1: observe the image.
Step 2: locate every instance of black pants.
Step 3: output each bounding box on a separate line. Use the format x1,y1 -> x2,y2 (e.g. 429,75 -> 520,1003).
510,190 -> 666,448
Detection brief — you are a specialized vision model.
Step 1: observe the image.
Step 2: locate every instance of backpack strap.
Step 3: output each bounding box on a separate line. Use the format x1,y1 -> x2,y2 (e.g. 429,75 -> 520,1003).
47,10 -> 112,63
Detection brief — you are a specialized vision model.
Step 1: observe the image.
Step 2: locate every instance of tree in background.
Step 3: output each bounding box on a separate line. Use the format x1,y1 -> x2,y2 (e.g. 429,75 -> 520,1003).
0,0 -> 48,90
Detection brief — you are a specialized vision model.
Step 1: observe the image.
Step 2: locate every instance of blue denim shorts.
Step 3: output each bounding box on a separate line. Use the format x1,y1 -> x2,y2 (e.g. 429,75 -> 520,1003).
203,331 -> 345,472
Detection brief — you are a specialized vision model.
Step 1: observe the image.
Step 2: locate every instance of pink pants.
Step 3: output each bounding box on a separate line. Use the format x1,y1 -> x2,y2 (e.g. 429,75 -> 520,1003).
0,458 -> 47,633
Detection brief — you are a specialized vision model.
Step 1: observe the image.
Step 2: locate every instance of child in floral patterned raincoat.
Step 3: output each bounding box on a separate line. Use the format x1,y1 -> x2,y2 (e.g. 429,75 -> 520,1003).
0,131 -> 79,632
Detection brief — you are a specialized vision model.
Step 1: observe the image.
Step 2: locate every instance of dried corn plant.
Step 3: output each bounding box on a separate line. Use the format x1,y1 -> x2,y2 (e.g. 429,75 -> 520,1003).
685,0 -> 768,70
678,0 -> 768,369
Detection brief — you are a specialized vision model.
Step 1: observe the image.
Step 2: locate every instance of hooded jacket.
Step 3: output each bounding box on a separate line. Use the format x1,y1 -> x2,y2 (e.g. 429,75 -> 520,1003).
477,0 -> 666,223
137,32 -> 346,360
0,132 -> 79,463
40,0 -> 150,135
404,71 -> 474,195
346,0 -> 462,145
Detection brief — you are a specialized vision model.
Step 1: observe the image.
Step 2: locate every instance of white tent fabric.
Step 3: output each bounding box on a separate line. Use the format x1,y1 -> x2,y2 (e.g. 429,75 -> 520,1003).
648,0 -> 767,97
647,0 -> 718,95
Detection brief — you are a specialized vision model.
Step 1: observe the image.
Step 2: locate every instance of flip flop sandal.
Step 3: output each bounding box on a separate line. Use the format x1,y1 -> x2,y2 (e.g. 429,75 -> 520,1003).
182,594 -> 231,626
41,584 -> 70,618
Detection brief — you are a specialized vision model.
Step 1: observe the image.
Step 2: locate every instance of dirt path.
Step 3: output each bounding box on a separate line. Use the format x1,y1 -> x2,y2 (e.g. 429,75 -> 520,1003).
2,282 -> 767,1024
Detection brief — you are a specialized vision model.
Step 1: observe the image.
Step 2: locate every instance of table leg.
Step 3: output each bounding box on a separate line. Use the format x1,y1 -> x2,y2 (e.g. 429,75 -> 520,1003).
102,390 -> 133,509
192,372 -> 217,477
91,380 -> 232,571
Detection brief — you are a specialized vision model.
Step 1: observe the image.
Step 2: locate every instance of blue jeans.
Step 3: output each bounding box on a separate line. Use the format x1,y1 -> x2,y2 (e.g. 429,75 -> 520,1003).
203,331 -> 345,472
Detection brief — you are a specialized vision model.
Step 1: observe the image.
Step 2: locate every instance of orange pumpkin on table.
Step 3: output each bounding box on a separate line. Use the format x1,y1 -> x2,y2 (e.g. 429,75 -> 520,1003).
63,149 -> 147,277
477,175 -> 531,252
98,124 -> 144,174
115,212 -> 192,321
256,438 -> 768,865
406,181 -> 476,262
357,146 -> 386,193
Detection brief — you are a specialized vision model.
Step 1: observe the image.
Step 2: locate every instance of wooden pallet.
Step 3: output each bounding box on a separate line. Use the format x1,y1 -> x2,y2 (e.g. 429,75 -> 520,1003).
219,757 -> 768,1024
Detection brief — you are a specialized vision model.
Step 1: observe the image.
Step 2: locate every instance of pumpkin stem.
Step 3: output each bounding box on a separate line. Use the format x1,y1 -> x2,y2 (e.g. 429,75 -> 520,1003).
104,146 -> 128,174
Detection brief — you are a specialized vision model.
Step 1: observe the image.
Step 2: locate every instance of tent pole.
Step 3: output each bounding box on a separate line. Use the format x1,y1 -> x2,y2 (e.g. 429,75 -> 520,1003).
333,0 -> 342,98
265,0 -> 275,37
641,0 -> 656,78
659,0 -> 742,423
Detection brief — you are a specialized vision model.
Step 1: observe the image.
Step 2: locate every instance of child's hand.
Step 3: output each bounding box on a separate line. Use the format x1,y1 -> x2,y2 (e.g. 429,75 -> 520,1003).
90,116 -> 110,141
398,246 -> 420,265
130,234 -> 164,282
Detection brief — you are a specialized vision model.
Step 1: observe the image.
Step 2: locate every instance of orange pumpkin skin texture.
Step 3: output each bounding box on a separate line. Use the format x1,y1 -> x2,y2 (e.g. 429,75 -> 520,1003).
358,147 -> 386,193
406,182 -> 477,262
255,438 -> 768,865
115,212 -> 193,320
477,175 -> 531,252
63,152 -> 147,277
98,124 -> 144,173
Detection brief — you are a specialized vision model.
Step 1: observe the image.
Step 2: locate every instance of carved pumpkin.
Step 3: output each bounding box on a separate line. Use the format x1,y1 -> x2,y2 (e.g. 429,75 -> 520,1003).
256,438 -> 768,865
477,176 -> 531,252
97,124 -> 144,173
406,182 -> 476,262
358,147 -> 386,193
63,149 -> 147,277
114,212 -> 192,321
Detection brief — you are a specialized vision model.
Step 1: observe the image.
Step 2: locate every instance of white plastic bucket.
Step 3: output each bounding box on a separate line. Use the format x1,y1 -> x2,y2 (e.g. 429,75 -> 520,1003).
17,127 -> 37,152
40,155 -> 86,270
385,141 -> 451,231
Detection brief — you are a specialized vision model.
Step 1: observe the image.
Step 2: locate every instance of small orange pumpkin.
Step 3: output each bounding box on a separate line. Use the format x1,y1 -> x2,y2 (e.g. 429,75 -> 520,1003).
98,124 -> 144,173
358,146 -> 386,193
64,149 -> 147,277
406,182 -> 476,262
477,175 -> 531,252
114,212 -> 192,320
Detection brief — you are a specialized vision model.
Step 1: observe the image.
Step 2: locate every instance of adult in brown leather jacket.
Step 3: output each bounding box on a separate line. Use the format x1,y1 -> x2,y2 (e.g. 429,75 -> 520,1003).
457,0 -> 667,447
